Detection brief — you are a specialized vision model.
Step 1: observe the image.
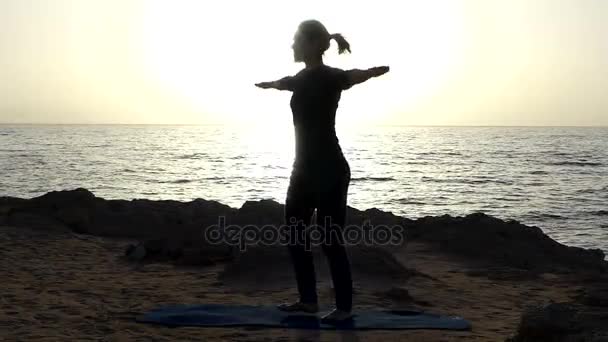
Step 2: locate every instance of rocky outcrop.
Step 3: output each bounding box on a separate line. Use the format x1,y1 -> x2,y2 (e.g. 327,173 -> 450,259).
408,213 -> 606,273
508,275 -> 608,341
2,188 -> 237,241
510,303 -> 582,341
1,189 -> 606,275
509,302 -> 608,341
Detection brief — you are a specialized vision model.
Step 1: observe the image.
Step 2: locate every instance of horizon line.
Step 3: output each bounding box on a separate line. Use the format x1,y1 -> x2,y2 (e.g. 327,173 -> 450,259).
0,123 -> 607,128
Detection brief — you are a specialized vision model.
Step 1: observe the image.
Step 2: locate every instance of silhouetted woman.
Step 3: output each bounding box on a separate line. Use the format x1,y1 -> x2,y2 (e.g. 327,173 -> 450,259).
255,19 -> 389,323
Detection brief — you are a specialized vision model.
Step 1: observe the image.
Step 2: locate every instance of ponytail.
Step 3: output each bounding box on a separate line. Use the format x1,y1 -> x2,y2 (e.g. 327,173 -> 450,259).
329,33 -> 351,54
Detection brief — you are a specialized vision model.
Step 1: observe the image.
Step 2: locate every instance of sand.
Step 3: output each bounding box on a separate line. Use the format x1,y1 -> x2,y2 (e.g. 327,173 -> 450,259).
0,224 -> 580,341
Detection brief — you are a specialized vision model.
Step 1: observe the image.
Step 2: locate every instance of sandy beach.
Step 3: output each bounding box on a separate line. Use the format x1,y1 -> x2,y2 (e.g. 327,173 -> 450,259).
1,189 -> 606,341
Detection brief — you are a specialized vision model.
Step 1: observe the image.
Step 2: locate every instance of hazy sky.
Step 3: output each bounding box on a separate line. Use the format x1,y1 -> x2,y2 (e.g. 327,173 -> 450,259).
1,0 -> 607,126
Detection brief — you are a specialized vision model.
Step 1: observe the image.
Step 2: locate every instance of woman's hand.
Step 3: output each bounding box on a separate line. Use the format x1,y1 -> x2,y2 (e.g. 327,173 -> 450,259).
342,66 -> 390,89
255,81 -> 275,89
369,66 -> 390,77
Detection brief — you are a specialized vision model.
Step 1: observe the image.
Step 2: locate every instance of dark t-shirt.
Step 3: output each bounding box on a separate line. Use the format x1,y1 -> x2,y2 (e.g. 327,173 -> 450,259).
284,65 -> 351,171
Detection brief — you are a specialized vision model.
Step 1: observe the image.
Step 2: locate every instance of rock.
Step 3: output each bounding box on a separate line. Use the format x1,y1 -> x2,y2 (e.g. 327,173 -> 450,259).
126,243 -> 147,261
577,280 -> 608,307
142,239 -> 167,255
408,212 -> 607,274
124,244 -> 136,256
0,197 -> 26,216
582,289 -> 608,307
3,189 -> 97,233
5,211 -> 70,232
32,188 -> 97,210
509,300 -> 608,342
378,287 -> 413,302
236,199 -> 284,226
1,189 -> 606,275
55,206 -> 91,233
511,303 -> 581,341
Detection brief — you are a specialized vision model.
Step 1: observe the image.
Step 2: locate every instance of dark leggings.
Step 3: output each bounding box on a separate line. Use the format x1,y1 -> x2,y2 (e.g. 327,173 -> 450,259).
284,160 -> 352,312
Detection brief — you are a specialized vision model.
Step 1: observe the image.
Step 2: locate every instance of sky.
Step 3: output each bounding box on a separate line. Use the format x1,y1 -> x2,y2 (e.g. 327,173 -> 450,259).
0,0 -> 607,126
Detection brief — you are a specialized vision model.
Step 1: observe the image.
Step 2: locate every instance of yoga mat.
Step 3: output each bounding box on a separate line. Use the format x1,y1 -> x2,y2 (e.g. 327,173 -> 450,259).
136,304 -> 472,331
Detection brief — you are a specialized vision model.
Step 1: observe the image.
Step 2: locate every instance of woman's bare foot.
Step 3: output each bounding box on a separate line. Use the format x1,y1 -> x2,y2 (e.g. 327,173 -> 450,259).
276,301 -> 319,314
320,309 -> 353,323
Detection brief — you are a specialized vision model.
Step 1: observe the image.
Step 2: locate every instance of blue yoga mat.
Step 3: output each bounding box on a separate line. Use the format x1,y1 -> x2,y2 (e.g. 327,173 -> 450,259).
136,304 -> 471,331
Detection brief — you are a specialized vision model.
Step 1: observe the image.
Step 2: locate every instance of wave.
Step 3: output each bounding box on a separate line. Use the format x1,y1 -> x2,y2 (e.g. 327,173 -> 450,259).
202,176 -> 232,181
421,177 -> 513,185
523,182 -> 545,186
549,161 -> 602,167
468,179 -> 514,185
529,212 -> 566,220
157,176 -> 255,183
262,165 -> 287,170
551,152 -> 572,156
421,177 -> 452,184
530,170 -> 549,175
159,179 -> 194,184
200,176 -> 245,181
494,196 -> 525,202
124,168 -> 167,174
395,198 -> 426,205
176,153 -> 209,160
351,177 -> 396,182
592,210 -> 608,216
577,188 -> 599,194
417,151 -> 462,156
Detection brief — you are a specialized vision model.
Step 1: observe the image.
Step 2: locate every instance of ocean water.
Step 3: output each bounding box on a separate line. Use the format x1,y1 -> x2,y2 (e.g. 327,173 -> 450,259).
1,124 -> 607,253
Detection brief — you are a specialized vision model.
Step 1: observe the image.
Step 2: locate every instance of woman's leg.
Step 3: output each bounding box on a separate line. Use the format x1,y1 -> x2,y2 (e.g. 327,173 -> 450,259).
317,167 -> 352,312
284,172 -> 317,305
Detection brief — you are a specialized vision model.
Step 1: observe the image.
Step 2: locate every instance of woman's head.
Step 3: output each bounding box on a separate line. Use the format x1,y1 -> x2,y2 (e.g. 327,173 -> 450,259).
292,20 -> 351,63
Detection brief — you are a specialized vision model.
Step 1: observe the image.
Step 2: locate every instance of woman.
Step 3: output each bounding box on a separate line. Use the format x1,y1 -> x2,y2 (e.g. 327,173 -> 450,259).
255,19 -> 389,323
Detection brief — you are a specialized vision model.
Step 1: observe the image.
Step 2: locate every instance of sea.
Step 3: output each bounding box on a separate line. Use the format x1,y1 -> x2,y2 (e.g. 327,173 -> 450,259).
1,124 -> 606,254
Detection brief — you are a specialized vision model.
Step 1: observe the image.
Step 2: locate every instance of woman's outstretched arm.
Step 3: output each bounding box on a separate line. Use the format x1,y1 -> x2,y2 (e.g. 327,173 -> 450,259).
342,66 -> 389,89
255,76 -> 295,91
